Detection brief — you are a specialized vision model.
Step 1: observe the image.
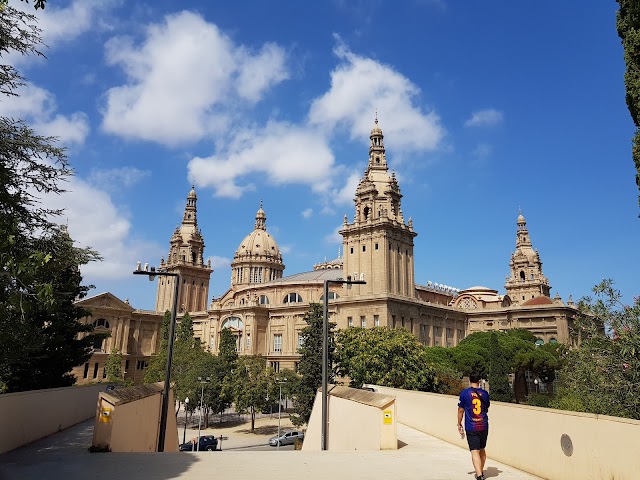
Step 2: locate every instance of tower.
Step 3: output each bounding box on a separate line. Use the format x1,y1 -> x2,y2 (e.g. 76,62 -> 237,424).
340,116 -> 417,297
504,211 -> 551,304
231,202 -> 285,287
156,186 -> 212,313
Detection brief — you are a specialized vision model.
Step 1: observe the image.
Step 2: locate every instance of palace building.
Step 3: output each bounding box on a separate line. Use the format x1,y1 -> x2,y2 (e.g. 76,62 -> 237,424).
72,118 -> 577,383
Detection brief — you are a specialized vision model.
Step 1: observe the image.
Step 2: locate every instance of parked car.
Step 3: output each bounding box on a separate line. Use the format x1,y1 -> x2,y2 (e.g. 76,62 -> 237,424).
179,435 -> 219,451
268,430 -> 304,447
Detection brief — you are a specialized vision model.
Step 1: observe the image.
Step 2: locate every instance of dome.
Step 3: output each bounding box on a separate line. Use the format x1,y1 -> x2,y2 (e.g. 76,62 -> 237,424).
370,116 -> 383,136
235,229 -> 282,260
188,184 -> 197,199
234,203 -> 282,261
517,212 -> 525,223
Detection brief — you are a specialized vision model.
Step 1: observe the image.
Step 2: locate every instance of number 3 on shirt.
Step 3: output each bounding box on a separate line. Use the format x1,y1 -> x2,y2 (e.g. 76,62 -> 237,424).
472,398 -> 482,415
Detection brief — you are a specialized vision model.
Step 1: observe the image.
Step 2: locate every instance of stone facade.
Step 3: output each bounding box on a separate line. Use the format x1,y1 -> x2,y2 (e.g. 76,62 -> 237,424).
73,117 -> 578,383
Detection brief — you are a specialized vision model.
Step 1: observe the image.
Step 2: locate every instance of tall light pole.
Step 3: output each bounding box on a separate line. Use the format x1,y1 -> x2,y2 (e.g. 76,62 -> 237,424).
322,276 -> 365,451
276,377 -> 287,451
197,376 -> 210,451
133,262 -> 181,453
183,397 -> 189,444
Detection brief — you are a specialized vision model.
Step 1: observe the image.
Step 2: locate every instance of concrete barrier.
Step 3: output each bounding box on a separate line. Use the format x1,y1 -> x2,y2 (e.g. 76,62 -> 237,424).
372,385 -> 640,480
0,383 -> 107,454
303,385 -> 397,451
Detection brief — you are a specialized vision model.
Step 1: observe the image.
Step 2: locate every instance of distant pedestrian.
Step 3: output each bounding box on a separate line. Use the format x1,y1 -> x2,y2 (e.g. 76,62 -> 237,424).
457,373 -> 490,480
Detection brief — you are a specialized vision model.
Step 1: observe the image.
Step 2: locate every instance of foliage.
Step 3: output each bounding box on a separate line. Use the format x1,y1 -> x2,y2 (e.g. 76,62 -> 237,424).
0,6 -> 102,392
228,355 -> 273,432
422,347 -> 464,395
616,0 -> 640,209
550,280 -> 640,419
487,332 -> 513,402
336,327 -> 437,392
218,327 -> 238,371
105,348 -> 123,383
290,303 -> 334,427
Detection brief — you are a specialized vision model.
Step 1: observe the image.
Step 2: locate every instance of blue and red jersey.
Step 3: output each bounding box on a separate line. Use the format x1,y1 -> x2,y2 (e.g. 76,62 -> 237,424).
458,387 -> 490,431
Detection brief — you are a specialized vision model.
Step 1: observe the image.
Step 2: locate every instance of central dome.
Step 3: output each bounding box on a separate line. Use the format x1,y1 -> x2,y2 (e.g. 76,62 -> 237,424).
231,202 -> 285,286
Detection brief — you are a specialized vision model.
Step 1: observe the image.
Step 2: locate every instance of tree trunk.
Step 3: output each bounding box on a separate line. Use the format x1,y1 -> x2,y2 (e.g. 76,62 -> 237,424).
513,367 -> 528,404
251,407 -> 255,432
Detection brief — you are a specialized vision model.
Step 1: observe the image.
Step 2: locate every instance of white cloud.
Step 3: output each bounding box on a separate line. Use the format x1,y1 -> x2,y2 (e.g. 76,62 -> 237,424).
208,256 -> 230,269
331,171 -> 360,206
324,224 -> 344,245
42,176 -> 162,281
302,208 -> 313,219
464,109 -> 503,127
472,143 -> 492,160
102,11 -> 289,146
0,83 -> 89,146
308,39 -> 445,153
34,0 -> 116,47
88,167 -> 151,190
188,121 -> 335,198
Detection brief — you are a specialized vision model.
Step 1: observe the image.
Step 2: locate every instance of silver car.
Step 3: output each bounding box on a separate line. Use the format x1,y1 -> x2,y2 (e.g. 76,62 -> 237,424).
268,430 -> 304,446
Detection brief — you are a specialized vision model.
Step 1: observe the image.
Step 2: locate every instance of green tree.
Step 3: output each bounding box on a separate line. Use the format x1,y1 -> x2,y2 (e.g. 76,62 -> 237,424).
616,0 -> 640,209
218,327 -> 238,371
105,348 -> 123,383
487,332 -> 513,402
290,303 -> 334,427
336,327 -> 437,392
551,280 -> 640,419
228,356 -> 273,432
423,346 -> 464,395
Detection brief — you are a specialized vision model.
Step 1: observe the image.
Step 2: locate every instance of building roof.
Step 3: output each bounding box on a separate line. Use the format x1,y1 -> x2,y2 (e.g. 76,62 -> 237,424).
273,269 -> 345,283
100,382 -> 165,406
521,296 -> 555,306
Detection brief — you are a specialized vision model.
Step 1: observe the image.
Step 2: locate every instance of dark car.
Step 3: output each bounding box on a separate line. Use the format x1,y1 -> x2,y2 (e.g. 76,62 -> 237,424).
179,435 -> 219,451
268,430 -> 304,447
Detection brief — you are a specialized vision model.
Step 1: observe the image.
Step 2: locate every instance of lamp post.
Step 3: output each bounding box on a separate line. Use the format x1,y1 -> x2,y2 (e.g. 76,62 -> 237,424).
322,276 -> 365,451
276,377 -> 287,451
197,376 -> 210,451
133,262 -> 181,453
183,397 -> 189,444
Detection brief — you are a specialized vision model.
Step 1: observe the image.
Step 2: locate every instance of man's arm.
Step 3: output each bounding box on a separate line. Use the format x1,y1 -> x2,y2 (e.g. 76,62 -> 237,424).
457,407 -> 464,435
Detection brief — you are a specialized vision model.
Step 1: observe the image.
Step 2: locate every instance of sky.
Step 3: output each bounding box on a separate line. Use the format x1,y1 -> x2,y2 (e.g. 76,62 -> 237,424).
2,0 -> 639,310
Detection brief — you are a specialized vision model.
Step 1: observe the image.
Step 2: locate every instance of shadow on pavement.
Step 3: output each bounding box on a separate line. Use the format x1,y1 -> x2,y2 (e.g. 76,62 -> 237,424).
485,466 -> 504,478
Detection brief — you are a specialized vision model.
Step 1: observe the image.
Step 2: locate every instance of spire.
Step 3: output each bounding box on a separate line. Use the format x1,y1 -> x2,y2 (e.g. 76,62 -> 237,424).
182,185 -> 198,227
255,200 -> 267,230
369,114 -> 387,170
515,209 -> 531,249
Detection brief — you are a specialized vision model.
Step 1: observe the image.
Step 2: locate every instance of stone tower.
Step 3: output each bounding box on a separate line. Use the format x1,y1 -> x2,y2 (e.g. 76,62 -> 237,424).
340,116 -> 417,297
156,186 -> 212,313
504,211 -> 551,304
231,202 -> 285,287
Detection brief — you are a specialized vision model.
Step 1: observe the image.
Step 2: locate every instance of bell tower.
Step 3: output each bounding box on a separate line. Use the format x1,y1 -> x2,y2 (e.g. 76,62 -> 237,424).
340,116 -> 417,297
504,211 -> 551,304
156,186 -> 212,313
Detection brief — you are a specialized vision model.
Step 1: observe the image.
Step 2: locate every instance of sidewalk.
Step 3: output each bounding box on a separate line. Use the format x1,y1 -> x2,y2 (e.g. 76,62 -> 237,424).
0,416 -> 541,480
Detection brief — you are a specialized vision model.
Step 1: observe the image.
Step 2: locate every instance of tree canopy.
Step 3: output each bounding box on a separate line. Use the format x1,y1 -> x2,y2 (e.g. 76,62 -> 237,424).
336,327 -> 437,392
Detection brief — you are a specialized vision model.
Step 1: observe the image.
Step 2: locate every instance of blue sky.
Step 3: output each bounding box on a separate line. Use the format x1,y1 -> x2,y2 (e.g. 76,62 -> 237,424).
3,0 -> 638,310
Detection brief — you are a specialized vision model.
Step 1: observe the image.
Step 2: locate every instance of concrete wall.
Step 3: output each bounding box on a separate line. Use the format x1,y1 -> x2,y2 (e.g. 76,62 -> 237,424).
303,387 -> 397,451
0,384 -> 107,454
92,384 -> 178,452
373,385 -> 640,480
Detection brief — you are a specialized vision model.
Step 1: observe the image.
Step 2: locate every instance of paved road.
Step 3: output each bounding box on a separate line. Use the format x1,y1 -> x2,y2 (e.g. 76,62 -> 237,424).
0,418 -> 541,480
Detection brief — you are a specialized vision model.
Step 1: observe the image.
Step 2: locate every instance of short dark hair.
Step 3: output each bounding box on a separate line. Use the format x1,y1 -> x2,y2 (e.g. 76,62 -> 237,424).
469,373 -> 482,383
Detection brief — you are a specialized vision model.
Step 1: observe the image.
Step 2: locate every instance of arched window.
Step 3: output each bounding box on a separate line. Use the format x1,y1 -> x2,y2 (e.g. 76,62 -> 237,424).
520,271 -> 525,282
535,338 -> 544,346
259,295 -> 269,305
221,316 -> 244,330
319,292 -> 339,302
93,318 -> 110,329
549,338 -> 558,344
283,292 -> 303,304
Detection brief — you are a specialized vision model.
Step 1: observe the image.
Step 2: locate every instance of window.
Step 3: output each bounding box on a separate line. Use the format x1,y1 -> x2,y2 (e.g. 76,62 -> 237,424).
246,334 -> 251,349
93,363 -> 99,379
103,367 -> 107,379
374,315 -> 380,327
535,338 -> 544,346
222,316 -> 244,330
419,325 -> 428,345
446,328 -> 453,347
92,337 -> 103,351
457,329 -> 465,342
350,247 -> 354,254
136,360 -> 148,370
320,292 -> 339,302
83,363 -> 89,379
274,334 -> 283,352
194,337 -> 201,345
125,360 -> 129,372
347,316 -> 353,327
434,327 -> 442,346
259,295 -> 269,305
283,292 -> 303,304
549,338 -> 557,344
362,245 -> 366,252
360,316 -> 366,328
375,243 -> 379,250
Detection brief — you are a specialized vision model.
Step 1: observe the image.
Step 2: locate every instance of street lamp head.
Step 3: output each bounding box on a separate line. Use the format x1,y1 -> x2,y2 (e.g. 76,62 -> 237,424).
185,397 -> 189,404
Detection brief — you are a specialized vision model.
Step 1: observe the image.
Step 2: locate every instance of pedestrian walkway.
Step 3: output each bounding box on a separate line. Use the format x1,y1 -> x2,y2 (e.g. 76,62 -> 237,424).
0,418 -> 540,480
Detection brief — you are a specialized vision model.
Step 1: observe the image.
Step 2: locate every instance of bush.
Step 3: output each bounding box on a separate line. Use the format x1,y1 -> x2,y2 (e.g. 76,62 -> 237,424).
526,393 -> 551,408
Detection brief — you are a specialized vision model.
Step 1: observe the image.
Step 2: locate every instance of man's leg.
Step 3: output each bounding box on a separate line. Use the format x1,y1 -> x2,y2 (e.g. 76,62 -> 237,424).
479,448 -> 486,472
470,449 -> 483,478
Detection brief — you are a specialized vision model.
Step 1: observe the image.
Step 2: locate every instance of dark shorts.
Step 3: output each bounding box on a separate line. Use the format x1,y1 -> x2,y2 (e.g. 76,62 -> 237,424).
466,429 -> 488,451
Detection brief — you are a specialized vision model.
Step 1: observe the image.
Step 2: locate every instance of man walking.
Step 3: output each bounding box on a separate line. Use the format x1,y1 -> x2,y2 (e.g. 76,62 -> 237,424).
457,373 -> 490,480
